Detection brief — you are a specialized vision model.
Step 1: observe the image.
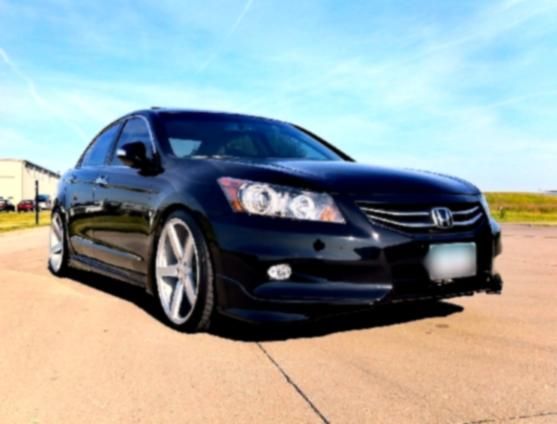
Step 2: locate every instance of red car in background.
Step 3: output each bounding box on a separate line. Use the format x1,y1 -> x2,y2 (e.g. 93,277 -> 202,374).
17,199 -> 35,212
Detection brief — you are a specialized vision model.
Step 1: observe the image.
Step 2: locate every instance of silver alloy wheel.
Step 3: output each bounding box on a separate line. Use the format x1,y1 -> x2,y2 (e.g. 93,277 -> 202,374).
49,213 -> 64,273
155,218 -> 200,325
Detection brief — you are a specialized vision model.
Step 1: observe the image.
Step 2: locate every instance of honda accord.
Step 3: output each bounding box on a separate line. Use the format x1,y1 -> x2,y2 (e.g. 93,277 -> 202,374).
48,108 -> 503,331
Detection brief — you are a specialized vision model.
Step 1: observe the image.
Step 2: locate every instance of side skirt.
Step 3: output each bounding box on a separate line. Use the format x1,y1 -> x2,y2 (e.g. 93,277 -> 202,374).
69,254 -> 147,289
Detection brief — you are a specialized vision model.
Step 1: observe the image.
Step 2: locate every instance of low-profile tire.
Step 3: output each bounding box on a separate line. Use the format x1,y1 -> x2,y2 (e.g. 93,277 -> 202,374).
151,210 -> 215,332
48,210 -> 69,276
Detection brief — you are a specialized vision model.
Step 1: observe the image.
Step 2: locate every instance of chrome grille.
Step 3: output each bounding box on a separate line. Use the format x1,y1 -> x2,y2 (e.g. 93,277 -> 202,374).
357,203 -> 483,232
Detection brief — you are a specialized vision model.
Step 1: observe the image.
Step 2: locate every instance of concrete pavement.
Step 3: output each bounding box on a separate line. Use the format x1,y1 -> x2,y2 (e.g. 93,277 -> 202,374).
0,225 -> 555,423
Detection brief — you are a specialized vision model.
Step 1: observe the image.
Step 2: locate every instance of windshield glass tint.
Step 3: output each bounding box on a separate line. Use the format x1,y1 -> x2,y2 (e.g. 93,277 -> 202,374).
158,113 -> 343,161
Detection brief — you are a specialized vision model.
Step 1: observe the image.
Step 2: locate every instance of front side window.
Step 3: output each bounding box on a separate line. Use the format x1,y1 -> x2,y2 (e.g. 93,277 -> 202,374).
80,124 -> 121,167
157,113 -> 345,161
111,117 -> 153,165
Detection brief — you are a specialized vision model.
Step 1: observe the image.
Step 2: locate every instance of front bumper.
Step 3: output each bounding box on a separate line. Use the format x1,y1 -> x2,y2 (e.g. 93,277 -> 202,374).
207,198 -> 504,323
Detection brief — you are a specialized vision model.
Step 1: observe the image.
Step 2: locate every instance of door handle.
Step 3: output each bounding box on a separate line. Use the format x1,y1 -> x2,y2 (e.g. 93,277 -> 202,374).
95,176 -> 108,187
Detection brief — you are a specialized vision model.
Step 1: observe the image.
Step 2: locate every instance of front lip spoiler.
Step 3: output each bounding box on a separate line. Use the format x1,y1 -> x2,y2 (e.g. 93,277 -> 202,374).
384,273 -> 504,304
253,281 -> 393,305
220,275 -> 393,306
217,273 -> 503,324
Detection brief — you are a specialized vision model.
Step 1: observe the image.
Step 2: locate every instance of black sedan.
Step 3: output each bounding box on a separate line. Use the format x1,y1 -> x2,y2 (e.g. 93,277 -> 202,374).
0,198 -> 16,212
48,108 -> 503,331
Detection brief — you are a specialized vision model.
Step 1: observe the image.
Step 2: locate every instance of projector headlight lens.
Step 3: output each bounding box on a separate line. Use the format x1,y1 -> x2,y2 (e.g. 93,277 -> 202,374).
218,177 -> 345,223
241,183 -> 278,215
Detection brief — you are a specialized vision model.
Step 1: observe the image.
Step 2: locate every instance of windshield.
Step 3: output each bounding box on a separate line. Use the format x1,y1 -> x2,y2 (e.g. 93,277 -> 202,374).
157,113 -> 345,161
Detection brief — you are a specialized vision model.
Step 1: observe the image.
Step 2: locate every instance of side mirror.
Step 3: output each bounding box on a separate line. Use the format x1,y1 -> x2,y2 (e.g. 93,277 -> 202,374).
116,141 -> 150,169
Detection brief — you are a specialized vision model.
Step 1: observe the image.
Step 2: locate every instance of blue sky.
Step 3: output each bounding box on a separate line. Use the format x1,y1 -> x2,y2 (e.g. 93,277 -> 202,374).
1,0 -> 556,191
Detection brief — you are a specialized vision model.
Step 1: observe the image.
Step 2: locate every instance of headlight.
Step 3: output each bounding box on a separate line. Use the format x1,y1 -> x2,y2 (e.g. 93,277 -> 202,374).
218,177 -> 345,223
480,194 -> 492,218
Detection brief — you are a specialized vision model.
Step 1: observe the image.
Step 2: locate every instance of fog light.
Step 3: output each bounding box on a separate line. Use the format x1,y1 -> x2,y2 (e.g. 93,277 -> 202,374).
268,264 -> 292,280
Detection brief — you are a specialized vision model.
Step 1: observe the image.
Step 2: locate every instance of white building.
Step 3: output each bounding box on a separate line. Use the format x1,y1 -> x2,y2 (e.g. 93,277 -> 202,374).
0,159 -> 60,204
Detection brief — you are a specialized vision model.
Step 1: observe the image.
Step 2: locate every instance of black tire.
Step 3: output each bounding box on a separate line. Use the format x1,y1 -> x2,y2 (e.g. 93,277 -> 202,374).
48,210 -> 70,276
150,209 -> 215,332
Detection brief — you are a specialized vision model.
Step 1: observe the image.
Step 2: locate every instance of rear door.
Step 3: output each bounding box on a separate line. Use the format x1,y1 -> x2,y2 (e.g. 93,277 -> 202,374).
66,122 -> 122,258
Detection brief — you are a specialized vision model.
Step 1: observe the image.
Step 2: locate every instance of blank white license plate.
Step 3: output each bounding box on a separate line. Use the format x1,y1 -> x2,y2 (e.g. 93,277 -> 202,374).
425,242 -> 477,282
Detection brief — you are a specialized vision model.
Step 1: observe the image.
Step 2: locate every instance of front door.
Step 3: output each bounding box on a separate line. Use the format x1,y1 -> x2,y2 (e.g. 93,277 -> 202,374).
91,117 -> 163,274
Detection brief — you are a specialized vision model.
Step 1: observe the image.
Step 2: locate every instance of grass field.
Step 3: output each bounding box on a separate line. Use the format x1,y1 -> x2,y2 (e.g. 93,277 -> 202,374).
485,192 -> 557,224
0,212 -> 51,233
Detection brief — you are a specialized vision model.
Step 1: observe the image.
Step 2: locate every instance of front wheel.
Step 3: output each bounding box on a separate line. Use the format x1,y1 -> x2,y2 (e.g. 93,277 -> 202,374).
152,210 -> 215,332
48,211 -> 69,276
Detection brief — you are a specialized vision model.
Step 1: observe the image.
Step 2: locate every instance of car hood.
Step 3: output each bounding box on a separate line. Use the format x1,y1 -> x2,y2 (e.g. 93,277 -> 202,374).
208,159 -> 480,195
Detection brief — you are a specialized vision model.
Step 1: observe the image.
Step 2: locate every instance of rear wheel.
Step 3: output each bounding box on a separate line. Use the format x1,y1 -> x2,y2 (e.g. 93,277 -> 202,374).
48,211 -> 69,276
153,210 -> 214,332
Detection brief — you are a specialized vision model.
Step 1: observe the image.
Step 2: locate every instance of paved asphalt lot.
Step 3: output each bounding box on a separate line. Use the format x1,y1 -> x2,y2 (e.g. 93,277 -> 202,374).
0,225 -> 555,423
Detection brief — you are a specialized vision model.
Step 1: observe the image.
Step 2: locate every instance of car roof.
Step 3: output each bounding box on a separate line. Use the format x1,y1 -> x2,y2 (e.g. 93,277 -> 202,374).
123,108 -> 290,125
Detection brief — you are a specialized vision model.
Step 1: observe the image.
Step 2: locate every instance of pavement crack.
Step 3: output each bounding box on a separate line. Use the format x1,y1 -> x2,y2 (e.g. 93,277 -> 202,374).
461,410 -> 557,423
256,343 -> 329,424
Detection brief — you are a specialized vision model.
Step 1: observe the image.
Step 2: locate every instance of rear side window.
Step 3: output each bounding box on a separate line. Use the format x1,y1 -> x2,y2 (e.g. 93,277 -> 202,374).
80,124 -> 121,167
111,118 -> 153,165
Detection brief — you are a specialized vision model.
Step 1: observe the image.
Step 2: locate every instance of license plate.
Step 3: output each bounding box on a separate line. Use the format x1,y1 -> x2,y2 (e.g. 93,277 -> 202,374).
425,242 -> 477,282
